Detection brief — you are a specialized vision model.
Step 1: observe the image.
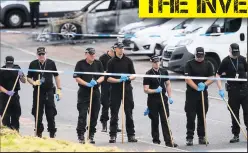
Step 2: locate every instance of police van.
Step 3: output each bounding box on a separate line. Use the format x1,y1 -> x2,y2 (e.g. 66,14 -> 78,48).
0,0 -> 90,28
161,18 -> 247,74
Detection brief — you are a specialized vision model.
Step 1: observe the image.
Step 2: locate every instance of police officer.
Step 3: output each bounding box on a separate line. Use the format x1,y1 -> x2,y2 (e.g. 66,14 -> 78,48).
0,56 -> 26,132
106,42 -> 137,143
73,47 -> 104,144
143,55 -> 178,147
184,47 -> 215,146
99,46 -> 121,132
27,47 -> 62,138
216,43 -> 248,143
29,0 -> 40,28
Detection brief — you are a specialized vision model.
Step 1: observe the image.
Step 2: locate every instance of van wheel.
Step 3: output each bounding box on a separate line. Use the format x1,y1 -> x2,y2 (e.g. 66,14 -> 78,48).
59,23 -> 82,40
205,56 -> 218,73
4,10 -> 25,28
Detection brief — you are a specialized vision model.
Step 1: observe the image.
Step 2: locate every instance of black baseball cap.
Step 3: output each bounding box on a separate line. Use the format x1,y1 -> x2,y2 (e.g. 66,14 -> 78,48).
195,47 -> 205,58
37,47 -> 46,54
85,47 -> 96,55
150,55 -> 160,63
113,42 -> 124,49
230,43 -> 240,52
5,56 -> 14,64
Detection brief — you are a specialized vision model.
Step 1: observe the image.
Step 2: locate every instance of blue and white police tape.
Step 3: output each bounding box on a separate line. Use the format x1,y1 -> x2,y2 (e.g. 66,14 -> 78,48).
0,67 -> 247,82
0,30 -> 136,38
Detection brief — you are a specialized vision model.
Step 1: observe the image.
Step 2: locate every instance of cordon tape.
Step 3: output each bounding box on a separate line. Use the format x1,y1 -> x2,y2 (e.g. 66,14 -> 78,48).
0,67 -> 247,82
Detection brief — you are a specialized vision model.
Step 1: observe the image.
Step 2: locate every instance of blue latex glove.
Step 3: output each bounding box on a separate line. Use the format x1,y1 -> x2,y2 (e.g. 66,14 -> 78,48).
144,108 -> 150,116
90,79 -> 97,86
6,90 -> 15,96
120,75 -> 129,82
18,70 -> 24,77
197,82 -> 206,91
219,90 -> 225,99
86,82 -> 93,87
168,97 -> 173,104
155,86 -> 162,93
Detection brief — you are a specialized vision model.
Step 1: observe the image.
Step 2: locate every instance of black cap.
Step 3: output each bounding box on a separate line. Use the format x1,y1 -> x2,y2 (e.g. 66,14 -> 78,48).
195,47 -> 205,58
113,42 -> 124,49
230,43 -> 239,52
37,47 -> 46,54
85,47 -> 96,55
5,56 -> 14,64
150,55 -> 160,63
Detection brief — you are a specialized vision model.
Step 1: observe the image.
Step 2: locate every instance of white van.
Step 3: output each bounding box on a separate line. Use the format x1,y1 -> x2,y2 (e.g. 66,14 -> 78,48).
0,0 -> 90,28
128,18 -> 194,56
161,18 -> 247,74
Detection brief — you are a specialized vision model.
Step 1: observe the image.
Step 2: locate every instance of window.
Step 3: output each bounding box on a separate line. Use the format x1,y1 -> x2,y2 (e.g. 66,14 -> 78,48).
224,18 -> 242,32
91,0 -> 112,12
121,0 -> 138,9
172,19 -> 194,30
206,18 -> 242,34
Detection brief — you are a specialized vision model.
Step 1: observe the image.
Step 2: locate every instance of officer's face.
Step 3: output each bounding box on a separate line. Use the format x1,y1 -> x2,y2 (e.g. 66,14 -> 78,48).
152,61 -> 160,69
86,52 -> 95,62
115,47 -> 124,56
37,53 -> 46,62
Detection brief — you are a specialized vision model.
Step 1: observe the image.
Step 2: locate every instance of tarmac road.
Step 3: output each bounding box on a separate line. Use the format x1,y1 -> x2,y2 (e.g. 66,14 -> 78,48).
0,40 -> 247,151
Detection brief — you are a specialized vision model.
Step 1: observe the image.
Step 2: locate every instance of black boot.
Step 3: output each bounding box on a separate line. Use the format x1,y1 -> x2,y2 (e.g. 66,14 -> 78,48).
128,136 -> 138,142
153,139 -> 161,144
78,135 -> 85,144
199,137 -> 209,145
109,136 -> 116,143
50,132 -> 56,138
230,135 -> 239,143
165,142 -> 178,148
101,122 -> 107,132
89,135 -> 95,144
186,139 -> 193,146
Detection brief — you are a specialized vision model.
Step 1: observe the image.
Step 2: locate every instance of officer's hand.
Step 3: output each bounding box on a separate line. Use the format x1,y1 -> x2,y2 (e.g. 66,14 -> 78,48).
86,82 -> 93,88
197,82 -> 206,91
120,75 -> 129,82
168,97 -> 173,104
144,108 -> 150,116
33,80 -> 42,86
155,86 -> 162,93
219,90 -> 225,99
18,70 -> 24,77
56,89 -> 62,101
6,90 -> 15,96
90,79 -> 97,87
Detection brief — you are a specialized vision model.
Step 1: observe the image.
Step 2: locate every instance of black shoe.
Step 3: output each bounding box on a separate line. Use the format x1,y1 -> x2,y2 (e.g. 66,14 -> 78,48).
37,132 -> 42,138
50,132 -> 56,138
153,140 -> 161,144
101,122 -> 107,132
78,135 -> 85,144
166,142 -> 178,147
89,136 -> 95,144
128,136 -> 138,143
117,127 -> 121,132
186,139 -> 193,146
230,135 -> 239,143
199,137 -> 209,145
109,136 -> 116,143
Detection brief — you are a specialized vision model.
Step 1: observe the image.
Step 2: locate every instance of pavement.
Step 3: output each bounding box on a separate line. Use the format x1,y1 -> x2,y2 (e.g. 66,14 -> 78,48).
0,27 -> 247,152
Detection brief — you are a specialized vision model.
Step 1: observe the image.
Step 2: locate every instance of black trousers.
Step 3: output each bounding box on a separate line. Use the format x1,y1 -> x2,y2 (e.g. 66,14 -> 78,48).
0,92 -> 21,131
76,88 -> 100,137
185,90 -> 209,140
227,84 -> 248,136
100,80 -> 111,123
147,96 -> 171,143
29,2 -> 40,27
109,83 -> 135,137
32,88 -> 57,134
